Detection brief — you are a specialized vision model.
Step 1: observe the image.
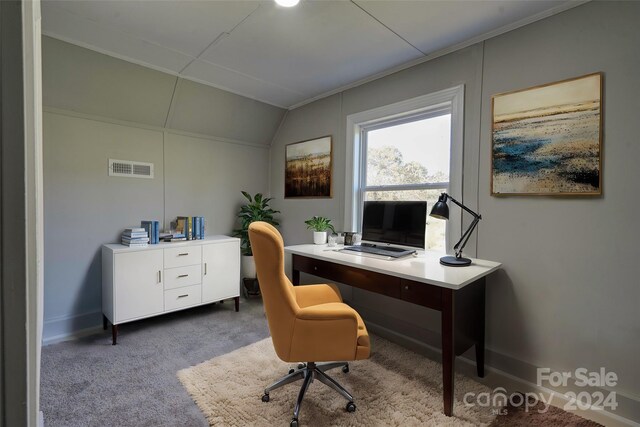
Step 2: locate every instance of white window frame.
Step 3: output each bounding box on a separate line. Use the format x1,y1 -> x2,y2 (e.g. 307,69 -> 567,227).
344,85 -> 464,252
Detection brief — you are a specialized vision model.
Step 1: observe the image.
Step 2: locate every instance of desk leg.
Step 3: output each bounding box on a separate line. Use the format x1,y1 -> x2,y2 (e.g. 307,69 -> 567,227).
292,268 -> 300,286
475,282 -> 486,378
442,288 -> 454,416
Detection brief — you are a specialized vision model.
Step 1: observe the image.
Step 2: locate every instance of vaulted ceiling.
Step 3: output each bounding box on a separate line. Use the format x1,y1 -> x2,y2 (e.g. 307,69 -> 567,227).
42,0 -> 581,109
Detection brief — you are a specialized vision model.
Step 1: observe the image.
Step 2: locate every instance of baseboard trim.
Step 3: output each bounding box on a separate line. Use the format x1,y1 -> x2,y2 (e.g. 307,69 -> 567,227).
365,320 -> 640,427
43,310 -> 103,345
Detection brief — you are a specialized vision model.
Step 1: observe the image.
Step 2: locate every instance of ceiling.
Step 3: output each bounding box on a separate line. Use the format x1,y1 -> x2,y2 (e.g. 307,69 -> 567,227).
41,0 -> 581,109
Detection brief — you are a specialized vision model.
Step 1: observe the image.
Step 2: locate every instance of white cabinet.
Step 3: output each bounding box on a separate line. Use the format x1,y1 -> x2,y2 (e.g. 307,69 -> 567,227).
202,240 -> 240,303
113,249 -> 164,322
102,236 -> 240,344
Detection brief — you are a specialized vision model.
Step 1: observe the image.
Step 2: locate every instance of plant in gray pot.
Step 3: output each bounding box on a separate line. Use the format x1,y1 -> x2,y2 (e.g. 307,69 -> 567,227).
233,191 -> 280,296
304,216 -> 336,245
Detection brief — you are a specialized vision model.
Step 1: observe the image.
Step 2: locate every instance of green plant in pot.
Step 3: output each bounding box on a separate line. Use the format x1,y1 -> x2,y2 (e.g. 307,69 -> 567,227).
233,192 -> 279,293
305,216 -> 336,245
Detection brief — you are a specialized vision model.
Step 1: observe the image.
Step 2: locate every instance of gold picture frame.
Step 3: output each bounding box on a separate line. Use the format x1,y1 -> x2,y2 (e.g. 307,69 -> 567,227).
491,72 -> 603,196
285,136 -> 332,199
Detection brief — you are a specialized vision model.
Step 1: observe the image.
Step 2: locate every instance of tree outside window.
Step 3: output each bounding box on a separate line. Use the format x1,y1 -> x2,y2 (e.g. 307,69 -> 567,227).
362,114 -> 451,251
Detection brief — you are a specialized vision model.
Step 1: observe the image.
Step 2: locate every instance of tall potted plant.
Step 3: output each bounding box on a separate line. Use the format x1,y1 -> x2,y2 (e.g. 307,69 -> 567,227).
233,191 -> 280,280
304,216 -> 336,244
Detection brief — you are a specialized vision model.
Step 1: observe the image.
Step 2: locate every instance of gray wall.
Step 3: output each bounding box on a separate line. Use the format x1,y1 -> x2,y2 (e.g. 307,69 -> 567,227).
269,1 -> 640,421
43,37 -> 285,145
42,37 -> 283,342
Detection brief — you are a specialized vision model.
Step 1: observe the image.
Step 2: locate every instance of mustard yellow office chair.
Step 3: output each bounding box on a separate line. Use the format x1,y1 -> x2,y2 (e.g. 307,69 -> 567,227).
248,222 -> 370,427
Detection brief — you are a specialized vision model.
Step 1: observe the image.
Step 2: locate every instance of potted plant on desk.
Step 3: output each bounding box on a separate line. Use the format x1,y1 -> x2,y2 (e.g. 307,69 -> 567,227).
305,216 -> 336,244
233,191 -> 280,296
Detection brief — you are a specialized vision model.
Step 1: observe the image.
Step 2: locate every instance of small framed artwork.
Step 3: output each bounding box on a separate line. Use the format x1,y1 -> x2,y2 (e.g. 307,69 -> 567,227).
491,72 -> 602,196
285,136 -> 332,198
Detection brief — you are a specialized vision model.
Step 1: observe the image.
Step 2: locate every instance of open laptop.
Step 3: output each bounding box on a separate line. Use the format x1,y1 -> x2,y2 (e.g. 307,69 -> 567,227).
342,200 -> 426,259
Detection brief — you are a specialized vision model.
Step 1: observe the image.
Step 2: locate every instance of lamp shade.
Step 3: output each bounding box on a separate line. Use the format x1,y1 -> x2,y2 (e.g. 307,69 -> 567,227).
429,193 -> 449,220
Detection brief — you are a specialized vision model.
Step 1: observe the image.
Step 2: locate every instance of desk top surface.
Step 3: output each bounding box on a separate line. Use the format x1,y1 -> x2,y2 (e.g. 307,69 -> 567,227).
285,244 -> 501,290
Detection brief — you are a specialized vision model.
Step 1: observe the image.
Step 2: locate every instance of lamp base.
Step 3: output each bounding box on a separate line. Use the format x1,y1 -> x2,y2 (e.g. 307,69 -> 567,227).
440,255 -> 471,267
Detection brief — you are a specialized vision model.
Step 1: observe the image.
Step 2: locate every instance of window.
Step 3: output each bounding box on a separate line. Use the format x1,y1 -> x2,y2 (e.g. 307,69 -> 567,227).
361,111 -> 450,251
345,86 -> 464,253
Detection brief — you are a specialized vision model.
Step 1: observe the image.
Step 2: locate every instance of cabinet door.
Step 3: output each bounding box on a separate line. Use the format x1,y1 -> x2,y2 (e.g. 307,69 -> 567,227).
202,241 -> 240,303
114,249 -> 164,322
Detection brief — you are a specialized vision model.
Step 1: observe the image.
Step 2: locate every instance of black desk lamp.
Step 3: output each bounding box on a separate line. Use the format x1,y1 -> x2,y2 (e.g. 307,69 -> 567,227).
429,192 -> 482,267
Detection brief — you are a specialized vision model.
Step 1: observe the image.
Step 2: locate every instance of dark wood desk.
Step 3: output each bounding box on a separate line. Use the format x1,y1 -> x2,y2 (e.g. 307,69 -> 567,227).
285,245 -> 501,417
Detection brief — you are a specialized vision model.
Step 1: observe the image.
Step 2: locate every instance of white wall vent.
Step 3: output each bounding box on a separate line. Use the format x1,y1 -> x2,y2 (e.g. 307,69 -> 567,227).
108,159 -> 154,179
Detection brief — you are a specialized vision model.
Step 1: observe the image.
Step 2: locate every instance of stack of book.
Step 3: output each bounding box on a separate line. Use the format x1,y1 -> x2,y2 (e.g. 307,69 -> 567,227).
175,216 -> 205,240
160,231 -> 186,242
141,220 -> 160,244
121,227 -> 149,247
193,216 -> 205,240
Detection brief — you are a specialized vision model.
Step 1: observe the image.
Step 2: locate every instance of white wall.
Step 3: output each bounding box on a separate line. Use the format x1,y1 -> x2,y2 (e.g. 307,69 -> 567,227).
269,1 -> 640,422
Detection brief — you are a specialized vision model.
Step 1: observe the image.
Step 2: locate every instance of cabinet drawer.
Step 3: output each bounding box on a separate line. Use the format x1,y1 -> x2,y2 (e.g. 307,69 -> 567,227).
164,246 -> 202,268
164,265 -> 201,290
164,284 -> 202,311
400,279 -> 442,310
292,255 -> 401,299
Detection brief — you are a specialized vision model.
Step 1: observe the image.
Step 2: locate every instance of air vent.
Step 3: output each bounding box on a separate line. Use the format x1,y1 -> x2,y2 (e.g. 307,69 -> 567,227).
109,159 -> 154,179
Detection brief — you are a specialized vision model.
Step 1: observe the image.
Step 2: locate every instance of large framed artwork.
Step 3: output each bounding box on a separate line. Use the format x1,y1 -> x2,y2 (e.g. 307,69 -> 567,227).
285,136 -> 332,198
492,72 -> 602,196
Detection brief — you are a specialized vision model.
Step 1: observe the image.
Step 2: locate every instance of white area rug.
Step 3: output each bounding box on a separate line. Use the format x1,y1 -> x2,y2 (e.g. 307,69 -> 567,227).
178,335 -> 499,426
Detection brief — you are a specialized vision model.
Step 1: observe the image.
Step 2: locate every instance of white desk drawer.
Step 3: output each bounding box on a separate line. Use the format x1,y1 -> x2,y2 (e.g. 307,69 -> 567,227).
164,265 -> 201,290
164,284 -> 201,311
164,246 -> 202,268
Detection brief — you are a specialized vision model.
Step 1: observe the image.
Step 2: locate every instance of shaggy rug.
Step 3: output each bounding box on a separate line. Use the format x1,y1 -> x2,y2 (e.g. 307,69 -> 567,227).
178,336 -> 501,426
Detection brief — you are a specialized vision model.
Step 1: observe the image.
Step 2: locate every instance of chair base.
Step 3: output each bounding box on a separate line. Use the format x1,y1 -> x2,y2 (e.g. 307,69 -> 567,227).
262,361 -> 355,426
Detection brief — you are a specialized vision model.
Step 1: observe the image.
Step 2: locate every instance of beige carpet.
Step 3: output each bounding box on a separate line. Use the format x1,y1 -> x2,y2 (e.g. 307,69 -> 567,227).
178,336 -> 501,426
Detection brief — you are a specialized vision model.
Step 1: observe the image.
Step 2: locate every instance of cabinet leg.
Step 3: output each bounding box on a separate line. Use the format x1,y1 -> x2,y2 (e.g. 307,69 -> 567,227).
234,296 -> 240,312
103,315 -> 108,330
111,324 -> 118,345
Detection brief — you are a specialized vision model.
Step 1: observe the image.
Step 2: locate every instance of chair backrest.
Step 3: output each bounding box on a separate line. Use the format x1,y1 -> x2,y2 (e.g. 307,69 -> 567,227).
248,221 -> 299,360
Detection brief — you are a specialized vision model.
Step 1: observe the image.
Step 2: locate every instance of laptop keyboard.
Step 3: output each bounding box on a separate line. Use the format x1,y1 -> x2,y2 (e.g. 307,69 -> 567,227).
343,245 -> 415,258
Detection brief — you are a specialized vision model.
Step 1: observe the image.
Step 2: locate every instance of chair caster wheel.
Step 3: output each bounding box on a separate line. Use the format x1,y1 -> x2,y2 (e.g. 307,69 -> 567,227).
290,418 -> 299,427
297,363 -> 305,369
346,402 -> 356,412
342,364 -> 350,373
288,368 -> 295,374
261,394 -> 270,402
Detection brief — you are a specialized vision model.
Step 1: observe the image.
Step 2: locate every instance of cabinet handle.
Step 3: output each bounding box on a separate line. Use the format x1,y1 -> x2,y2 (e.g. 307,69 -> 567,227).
158,271 -> 162,283
178,253 -> 189,256
178,274 -> 189,278
404,285 -> 410,290
178,294 -> 189,298
314,266 -> 318,271
204,263 -> 207,275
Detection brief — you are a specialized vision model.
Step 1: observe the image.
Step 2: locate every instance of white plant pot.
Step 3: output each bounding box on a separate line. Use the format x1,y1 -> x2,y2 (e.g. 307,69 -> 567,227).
241,255 -> 257,279
313,231 -> 327,245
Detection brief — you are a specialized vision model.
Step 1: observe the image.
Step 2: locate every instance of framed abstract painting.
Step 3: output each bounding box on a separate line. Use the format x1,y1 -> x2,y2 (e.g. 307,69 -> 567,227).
285,136 -> 332,198
491,72 -> 602,196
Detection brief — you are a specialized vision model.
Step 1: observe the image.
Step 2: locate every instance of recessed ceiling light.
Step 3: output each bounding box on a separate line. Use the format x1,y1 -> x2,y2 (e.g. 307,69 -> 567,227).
275,0 -> 300,7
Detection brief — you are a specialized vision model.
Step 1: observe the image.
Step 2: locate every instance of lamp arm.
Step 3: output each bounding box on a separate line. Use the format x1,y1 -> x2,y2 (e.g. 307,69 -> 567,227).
445,194 -> 481,220
453,216 -> 480,259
